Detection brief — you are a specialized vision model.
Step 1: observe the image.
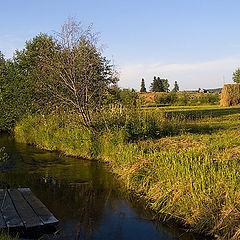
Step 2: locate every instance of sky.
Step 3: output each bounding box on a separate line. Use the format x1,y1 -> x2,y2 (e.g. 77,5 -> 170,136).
1,0 -> 240,91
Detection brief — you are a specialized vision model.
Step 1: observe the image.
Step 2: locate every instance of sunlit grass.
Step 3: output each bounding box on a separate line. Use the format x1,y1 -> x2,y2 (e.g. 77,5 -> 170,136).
14,106 -> 240,239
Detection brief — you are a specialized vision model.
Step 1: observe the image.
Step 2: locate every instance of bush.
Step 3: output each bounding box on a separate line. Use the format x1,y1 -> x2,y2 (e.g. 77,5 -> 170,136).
97,110 -> 184,142
154,92 -> 220,106
154,92 -> 177,105
119,89 -> 139,107
199,93 -> 220,105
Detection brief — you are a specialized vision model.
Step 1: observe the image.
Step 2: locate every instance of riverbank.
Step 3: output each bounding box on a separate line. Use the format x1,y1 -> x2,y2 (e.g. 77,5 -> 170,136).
14,106 -> 240,239
0,233 -> 17,240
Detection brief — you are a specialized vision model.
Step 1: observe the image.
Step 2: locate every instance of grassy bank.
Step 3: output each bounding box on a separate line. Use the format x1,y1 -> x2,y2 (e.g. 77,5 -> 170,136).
0,233 -> 17,240
14,106 -> 240,239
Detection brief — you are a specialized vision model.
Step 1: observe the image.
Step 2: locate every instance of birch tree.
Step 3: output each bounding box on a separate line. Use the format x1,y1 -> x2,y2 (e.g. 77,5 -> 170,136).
37,17 -> 118,130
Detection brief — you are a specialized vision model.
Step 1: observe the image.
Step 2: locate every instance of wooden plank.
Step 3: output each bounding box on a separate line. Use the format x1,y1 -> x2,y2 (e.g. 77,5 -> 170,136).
0,189 -> 23,228
18,188 -> 58,225
0,190 -> 6,229
8,189 -> 43,228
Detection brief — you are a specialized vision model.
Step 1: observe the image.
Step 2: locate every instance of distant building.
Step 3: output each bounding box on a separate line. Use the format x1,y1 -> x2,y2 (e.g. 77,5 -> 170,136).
199,88 -> 209,93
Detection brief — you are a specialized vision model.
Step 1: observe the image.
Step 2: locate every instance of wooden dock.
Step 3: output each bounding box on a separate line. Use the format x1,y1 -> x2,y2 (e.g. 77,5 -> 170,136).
0,188 -> 58,229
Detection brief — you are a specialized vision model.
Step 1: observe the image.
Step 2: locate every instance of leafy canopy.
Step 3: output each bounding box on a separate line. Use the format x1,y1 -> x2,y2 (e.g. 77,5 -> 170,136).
0,18 -> 118,132
233,68 -> 240,84
150,76 -> 169,92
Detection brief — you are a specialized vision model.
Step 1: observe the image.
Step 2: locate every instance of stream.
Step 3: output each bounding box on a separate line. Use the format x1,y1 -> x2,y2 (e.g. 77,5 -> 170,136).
0,134 -> 209,240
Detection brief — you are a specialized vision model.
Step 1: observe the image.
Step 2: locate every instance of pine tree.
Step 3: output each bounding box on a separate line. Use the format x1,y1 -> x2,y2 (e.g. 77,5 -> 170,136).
172,81 -> 179,92
140,78 -> 147,92
150,76 -> 169,92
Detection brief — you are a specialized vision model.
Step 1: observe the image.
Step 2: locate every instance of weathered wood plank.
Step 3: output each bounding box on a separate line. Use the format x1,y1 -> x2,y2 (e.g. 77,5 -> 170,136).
8,189 -> 43,228
18,188 -> 58,225
0,189 -> 23,228
0,190 -> 6,228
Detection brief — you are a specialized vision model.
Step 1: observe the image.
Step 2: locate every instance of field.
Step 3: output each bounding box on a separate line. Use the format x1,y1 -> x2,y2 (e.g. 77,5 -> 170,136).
14,105 -> 240,239
138,91 -> 221,107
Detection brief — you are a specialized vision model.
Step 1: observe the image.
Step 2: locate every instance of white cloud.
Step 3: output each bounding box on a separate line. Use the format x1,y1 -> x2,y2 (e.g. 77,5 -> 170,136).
119,57 -> 240,91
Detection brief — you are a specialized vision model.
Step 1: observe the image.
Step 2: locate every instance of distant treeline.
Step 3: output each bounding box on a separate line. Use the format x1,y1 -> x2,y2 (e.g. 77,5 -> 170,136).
140,77 -> 179,93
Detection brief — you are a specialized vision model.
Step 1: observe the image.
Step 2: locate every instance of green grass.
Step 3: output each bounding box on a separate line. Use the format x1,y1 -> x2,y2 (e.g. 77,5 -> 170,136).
0,233 -> 18,240
13,105 -> 240,239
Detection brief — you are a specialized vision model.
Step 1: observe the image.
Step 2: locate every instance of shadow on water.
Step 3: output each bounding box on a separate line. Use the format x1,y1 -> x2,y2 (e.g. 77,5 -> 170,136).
0,134 -> 211,240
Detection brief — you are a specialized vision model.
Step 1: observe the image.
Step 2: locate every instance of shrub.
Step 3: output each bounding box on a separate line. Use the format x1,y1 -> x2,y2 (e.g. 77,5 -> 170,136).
199,93 -> 220,105
154,92 -> 220,106
154,92 -> 177,105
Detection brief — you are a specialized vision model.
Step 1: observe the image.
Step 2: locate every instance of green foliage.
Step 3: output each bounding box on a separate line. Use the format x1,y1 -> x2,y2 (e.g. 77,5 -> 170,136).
154,92 -> 177,105
122,111 -> 185,142
232,68 -> 240,83
0,233 -> 18,240
0,60 -> 35,131
0,34 -> 57,131
177,92 -> 189,105
0,20 -> 117,132
119,89 -> 138,107
33,18 -> 118,130
150,76 -> 169,92
154,92 -> 220,106
14,33 -> 58,109
199,93 -> 220,104
140,78 -> 147,92
103,87 -> 139,107
0,51 -> 5,77
15,107 -> 207,148
15,111 -> 93,158
103,86 -> 121,104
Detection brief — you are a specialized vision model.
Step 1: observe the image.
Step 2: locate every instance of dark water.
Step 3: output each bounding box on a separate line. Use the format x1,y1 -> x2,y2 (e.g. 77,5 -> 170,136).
0,134 -> 208,240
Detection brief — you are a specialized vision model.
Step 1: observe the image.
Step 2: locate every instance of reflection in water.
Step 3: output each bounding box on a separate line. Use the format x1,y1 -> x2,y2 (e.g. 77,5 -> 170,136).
0,134 -> 209,240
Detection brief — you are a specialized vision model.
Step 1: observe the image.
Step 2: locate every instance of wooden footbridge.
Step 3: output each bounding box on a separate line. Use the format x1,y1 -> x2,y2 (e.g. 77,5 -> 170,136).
0,188 -> 58,230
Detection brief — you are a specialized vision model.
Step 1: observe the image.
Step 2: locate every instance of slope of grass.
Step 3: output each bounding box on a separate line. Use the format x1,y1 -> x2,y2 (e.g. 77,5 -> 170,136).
14,106 -> 240,239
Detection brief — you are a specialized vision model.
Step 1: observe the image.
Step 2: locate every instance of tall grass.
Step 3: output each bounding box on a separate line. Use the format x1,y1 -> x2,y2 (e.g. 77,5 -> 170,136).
15,109 -> 192,147
15,113 -> 92,157
102,141 -> 240,239
0,233 -> 18,240
14,107 -> 240,239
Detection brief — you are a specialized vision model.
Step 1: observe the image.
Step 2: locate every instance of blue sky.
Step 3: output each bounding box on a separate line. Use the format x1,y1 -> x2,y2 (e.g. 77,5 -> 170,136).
1,0 -> 240,90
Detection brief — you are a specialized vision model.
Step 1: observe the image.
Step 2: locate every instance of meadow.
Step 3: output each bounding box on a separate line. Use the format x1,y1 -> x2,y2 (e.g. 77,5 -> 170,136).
13,105 -> 240,239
